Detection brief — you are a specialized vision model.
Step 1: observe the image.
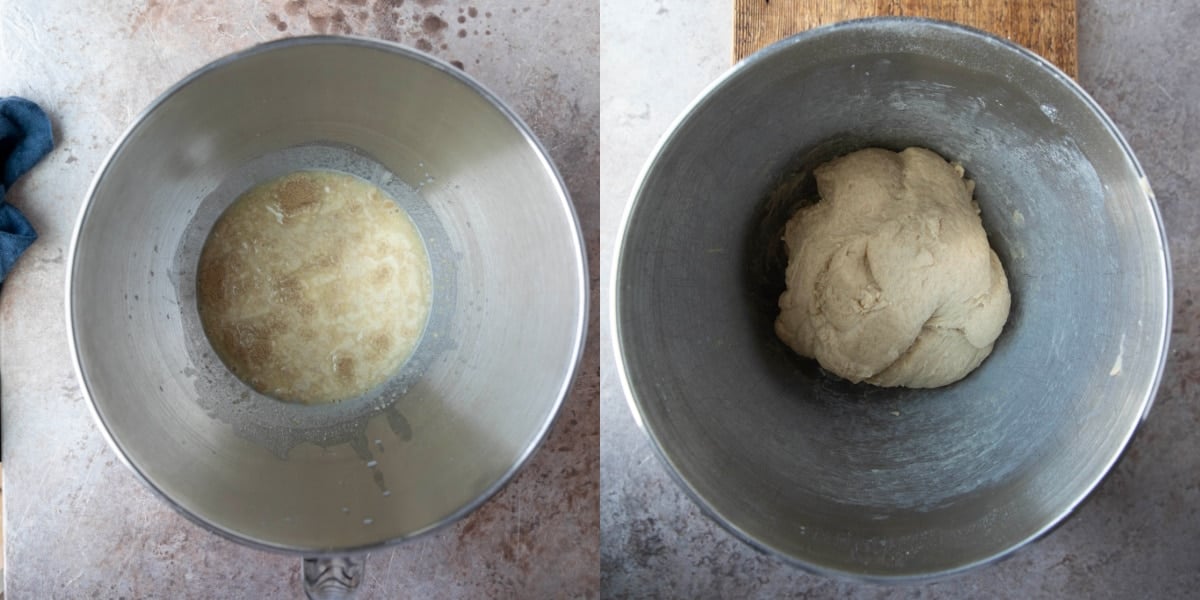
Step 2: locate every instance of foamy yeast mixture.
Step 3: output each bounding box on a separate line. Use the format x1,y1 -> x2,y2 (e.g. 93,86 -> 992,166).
197,170 -> 432,405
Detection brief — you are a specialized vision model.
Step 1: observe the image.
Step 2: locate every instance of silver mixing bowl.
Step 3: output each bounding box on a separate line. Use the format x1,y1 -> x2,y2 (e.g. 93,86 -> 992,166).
67,36 -> 587,577
613,18 -> 1170,580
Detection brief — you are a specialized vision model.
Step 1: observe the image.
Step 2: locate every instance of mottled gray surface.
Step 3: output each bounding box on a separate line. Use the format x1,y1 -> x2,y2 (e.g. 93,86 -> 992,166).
601,0 -> 1200,598
1,1 -> 598,598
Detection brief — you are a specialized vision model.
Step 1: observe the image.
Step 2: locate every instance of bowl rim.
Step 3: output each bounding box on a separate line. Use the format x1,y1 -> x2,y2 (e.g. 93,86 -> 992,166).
66,34 -> 590,556
611,15 -> 1172,583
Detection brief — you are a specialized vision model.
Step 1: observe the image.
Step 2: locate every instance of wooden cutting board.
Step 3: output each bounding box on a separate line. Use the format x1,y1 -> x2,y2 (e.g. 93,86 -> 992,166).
733,0 -> 1078,78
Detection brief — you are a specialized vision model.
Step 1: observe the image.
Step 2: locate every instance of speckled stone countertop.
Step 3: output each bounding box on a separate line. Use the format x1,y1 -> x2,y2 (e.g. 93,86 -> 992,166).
601,0 -> 1199,597
0,1 -> 598,597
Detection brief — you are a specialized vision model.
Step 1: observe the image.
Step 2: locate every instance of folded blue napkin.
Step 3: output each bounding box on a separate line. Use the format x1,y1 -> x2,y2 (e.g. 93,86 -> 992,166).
0,97 -> 53,282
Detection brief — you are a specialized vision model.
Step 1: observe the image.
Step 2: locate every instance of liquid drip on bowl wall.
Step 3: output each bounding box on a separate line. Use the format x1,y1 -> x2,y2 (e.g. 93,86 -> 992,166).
171,144 -> 458,461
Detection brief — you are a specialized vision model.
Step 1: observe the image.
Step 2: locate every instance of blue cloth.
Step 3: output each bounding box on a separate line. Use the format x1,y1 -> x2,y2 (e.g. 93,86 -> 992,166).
0,97 -> 53,281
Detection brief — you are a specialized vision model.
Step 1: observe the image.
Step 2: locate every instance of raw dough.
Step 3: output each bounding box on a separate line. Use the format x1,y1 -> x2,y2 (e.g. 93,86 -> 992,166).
197,170 -> 432,404
774,147 -> 1010,388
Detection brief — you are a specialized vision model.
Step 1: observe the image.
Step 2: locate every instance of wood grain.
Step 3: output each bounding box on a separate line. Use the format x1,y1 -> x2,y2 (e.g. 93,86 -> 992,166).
733,0 -> 1077,77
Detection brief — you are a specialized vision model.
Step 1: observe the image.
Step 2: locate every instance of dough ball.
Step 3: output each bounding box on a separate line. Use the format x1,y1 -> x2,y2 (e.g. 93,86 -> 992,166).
774,147 -> 1010,388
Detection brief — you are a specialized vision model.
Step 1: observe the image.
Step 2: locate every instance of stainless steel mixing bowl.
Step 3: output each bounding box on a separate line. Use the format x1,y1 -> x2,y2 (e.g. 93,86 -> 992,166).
68,36 -> 586,572
613,18 -> 1170,580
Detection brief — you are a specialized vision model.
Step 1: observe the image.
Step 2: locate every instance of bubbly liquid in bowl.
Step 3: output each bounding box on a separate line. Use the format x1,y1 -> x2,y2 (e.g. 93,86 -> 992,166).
196,169 -> 433,405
